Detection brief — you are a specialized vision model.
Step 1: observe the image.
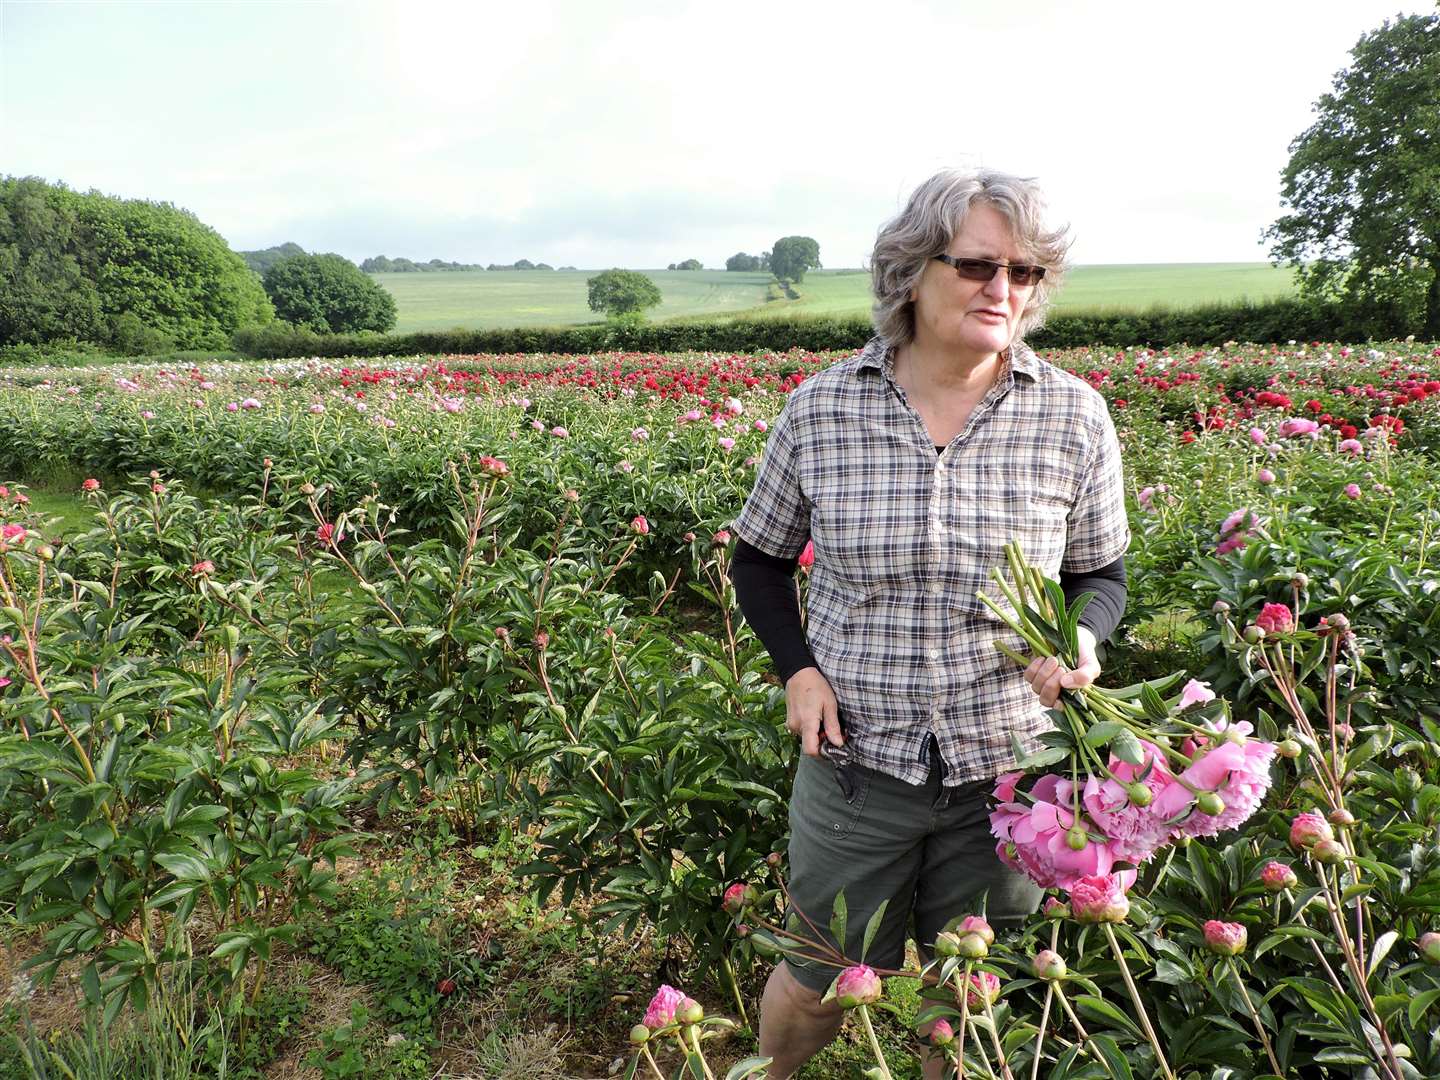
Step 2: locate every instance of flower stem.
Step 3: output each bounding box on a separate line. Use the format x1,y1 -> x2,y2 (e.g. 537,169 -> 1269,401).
1101,924 -> 1175,1080
1052,985 -> 1118,1080
1225,957 -> 1283,1076
856,1005 -> 895,1080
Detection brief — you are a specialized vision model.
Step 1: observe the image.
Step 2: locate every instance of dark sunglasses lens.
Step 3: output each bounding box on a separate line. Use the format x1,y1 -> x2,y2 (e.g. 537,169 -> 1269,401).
955,259 -> 998,281
1010,265 -> 1042,286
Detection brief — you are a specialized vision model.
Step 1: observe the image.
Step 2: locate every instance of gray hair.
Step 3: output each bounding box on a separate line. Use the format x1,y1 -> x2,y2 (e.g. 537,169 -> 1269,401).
870,169 -> 1071,346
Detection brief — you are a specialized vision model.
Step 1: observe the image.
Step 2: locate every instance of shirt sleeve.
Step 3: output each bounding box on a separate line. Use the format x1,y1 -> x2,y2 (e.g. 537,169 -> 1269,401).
1060,554 -> 1127,641
730,537 -> 819,682
1061,405 -> 1131,575
732,394 -> 812,559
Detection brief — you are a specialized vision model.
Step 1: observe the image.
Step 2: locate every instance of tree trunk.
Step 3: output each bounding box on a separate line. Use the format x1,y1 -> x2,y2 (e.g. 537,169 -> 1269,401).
1426,258 -> 1440,342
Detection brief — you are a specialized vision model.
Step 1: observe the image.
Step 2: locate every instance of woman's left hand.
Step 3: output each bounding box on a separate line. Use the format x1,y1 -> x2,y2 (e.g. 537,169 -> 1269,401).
1024,627 -> 1101,708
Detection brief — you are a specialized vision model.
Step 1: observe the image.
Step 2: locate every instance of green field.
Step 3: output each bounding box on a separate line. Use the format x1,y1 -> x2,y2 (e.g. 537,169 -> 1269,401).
376,264 -> 1299,334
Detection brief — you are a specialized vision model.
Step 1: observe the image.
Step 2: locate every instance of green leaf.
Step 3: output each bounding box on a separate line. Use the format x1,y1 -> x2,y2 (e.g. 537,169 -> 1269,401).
1110,730 -> 1144,766
1408,988 -> 1440,1027
724,1057 -> 774,1080
829,891 -> 847,956
1367,929 -> 1399,979
860,899 -> 890,963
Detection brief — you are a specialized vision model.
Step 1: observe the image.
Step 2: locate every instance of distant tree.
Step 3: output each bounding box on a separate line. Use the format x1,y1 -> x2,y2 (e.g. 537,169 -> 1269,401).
0,176 -> 104,345
726,252 -> 760,272
240,242 -> 306,276
1266,13 -> 1440,337
360,255 -> 393,273
759,251 -> 771,272
262,253 -> 397,334
667,263 -> 677,271
514,259 -> 536,270
0,178 -> 273,350
770,236 -> 821,283
675,258 -> 703,271
587,269 -> 662,319
535,262 -> 554,271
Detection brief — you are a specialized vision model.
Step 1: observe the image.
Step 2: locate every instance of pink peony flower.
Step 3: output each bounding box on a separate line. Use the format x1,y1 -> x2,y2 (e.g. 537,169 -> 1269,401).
1255,603 -> 1294,635
930,1018 -> 955,1045
1178,679 -> 1215,709
957,915 -> 994,945
835,965 -> 882,1007
81,478 -> 100,492
1338,438 -> 1363,455
681,409 -> 703,423
718,437 -> 735,451
1260,861 -> 1297,892
1289,811 -> 1334,850
551,426 -> 569,438
1343,483 -> 1361,499
643,984 -> 686,1029
1248,426 -> 1267,446
754,419 -> 768,433
1068,874 -> 1131,924
992,775 -> 1130,889
631,427 -> 650,441
1158,729 -> 1276,838
479,455 -> 509,477
796,540 -> 814,574
711,529 -> 731,547
630,515 -> 650,536
1203,920 -> 1247,956
1079,744 -> 1180,865
241,398 -> 261,410
964,971 -> 1001,1009
1257,467 -> 1276,484
315,522 -> 336,545
1279,417 -> 1319,437
191,560 -> 215,576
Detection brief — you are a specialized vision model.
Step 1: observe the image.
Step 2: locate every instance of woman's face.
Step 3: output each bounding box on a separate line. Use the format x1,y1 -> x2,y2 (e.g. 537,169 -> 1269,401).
910,202 -> 1034,359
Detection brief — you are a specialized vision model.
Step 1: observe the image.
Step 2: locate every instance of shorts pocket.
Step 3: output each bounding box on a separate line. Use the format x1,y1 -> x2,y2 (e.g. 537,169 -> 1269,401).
795,754 -> 871,840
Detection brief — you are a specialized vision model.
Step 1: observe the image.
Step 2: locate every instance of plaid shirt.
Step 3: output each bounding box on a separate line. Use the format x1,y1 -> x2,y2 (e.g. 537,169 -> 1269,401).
734,336 -> 1130,787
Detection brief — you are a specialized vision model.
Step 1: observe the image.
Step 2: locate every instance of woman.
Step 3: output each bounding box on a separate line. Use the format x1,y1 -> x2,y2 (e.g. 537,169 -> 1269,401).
731,169 -> 1130,1078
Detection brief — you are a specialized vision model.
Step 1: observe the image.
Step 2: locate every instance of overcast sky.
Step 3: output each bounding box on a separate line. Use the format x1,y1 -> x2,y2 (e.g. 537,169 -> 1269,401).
1,0 -> 1430,268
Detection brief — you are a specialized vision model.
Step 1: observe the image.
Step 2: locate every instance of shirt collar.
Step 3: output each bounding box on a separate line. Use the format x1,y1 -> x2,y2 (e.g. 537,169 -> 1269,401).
857,336 -> 1044,382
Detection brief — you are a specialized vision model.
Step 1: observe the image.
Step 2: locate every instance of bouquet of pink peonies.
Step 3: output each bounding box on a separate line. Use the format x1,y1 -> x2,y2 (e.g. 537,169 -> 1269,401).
981,542 -> 1280,895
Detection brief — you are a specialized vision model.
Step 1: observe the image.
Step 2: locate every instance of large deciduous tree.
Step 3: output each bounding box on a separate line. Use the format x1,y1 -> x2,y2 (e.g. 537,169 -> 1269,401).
1265,14 -> 1440,338
586,269 -> 662,319
262,253 -> 398,334
769,236 -> 821,284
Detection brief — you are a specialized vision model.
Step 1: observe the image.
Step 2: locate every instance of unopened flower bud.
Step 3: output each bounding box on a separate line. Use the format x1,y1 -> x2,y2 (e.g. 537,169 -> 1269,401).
1066,826 -> 1089,851
1312,838 -> 1346,864
929,1019 -> 955,1046
34,544 -> 53,562
1211,600 -> 1230,613
1203,920 -> 1247,956
834,965 -> 883,1008
629,1024 -> 650,1045
677,997 -> 704,1025
1126,783 -> 1153,807
1242,625 -> 1266,644
765,851 -> 783,868
1276,739 -> 1301,759
934,931 -> 962,957
535,630 -> 550,649
957,915 -> 994,946
300,482 -> 316,495
956,933 -> 988,959
1032,949 -> 1067,980
1289,811 -> 1333,850
1327,808 -> 1355,827
1326,612 -> 1350,631
1418,933 -> 1440,965
1196,790 -> 1226,816
1291,573 -> 1309,590
1044,898 -> 1070,919
1260,861 -> 1298,892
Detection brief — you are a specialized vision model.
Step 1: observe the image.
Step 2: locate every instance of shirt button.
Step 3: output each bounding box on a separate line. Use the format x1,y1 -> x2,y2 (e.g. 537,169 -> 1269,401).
928,647 -> 941,661
927,581 -> 942,594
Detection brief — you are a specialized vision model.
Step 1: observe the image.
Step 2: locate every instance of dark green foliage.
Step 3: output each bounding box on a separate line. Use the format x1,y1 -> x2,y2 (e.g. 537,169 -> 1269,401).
232,295 -> 1421,360
0,176 -> 273,351
360,255 -> 486,272
725,252 -> 761,271
262,253 -> 398,334
670,258 -> 704,271
1266,14 -> 1440,337
239,241 -> 307,276
485,258 -> 552,271
769,235 -> 821,283
586,268 -> 662,318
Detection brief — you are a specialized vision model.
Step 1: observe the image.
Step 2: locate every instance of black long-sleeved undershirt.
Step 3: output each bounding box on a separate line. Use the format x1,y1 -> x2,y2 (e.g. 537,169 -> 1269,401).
732,523 -> 1128,686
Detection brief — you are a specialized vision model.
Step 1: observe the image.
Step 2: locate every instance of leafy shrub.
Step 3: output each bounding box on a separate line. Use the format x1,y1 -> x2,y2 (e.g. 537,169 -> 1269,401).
262,254 -> 398,334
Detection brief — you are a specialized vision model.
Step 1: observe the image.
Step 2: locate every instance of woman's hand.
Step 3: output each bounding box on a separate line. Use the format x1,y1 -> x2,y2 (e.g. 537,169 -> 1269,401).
1024,627 -> 1101,708
784,666 -> 843,757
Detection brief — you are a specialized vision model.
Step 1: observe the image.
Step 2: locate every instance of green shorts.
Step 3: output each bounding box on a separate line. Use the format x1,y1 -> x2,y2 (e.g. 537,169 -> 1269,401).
782,751 -> 1042,993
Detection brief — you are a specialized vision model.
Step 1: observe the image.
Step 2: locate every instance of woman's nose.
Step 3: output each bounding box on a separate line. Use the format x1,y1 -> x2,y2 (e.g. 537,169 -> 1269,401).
982,265 -> 1011,299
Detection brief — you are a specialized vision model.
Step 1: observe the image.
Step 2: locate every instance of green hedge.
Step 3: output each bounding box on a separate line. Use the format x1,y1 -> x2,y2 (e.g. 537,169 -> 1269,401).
221,295 -> 1422,360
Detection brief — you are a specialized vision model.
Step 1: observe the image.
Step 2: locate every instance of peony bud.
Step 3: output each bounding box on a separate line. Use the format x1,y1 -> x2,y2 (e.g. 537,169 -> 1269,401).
964,971 -> 1001,1009
437,977 -> 456,995
1312,838 -> 1346,865
958,916 -> 994,946
1203,920 -> 1247,956
956,933 -> 988,960
1418,932 -> 1440,965
1044,898 -> 1071,920
1260,861 -> 1297,892
1066,826 -> 1089,851
629,1024 -> 650,1045
1069,874 -> 1130,924
933,931 -> 962,958
1289,812 -> 1334,850
1126,783 -> 1154,807
721,882 -> 754,915
765,851 -> 783,868
1276,739 -> 1301,759
1196,791 -> 1226,816
1242,625 -> 1266,644
1211,600 -> 1230,613
535,630 -> 550,649
1032,950 -> 1067,980
1327,808 -> 1355,827
929,1019 -> 955,1046
677,997 -> 704,1025
834,965 -> 883,1008
1291,573 -> 1309,590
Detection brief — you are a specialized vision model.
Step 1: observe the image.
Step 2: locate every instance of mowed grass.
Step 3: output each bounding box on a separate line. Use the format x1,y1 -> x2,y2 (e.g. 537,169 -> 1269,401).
376,264 -> 1298,333
378,269 -> 774,333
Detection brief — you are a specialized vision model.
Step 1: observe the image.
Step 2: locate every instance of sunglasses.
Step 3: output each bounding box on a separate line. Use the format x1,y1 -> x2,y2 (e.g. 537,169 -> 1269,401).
934,254 -> 1046,287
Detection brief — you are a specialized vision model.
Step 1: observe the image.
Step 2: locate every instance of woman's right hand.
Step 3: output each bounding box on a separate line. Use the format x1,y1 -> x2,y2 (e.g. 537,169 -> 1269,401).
784,666 -> 843,757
